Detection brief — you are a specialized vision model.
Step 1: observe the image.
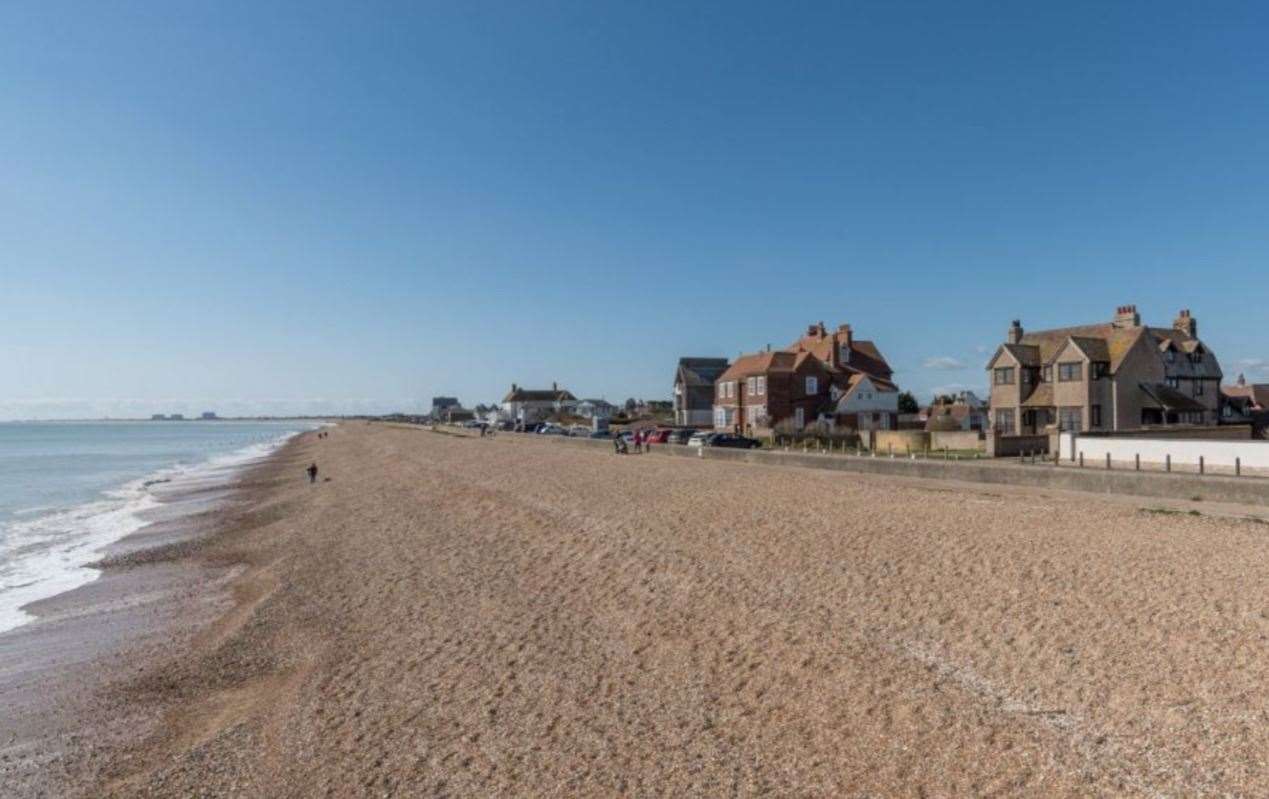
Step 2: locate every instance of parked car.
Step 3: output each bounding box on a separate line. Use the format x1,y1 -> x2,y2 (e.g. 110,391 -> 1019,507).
667,429 -> 695,445
538,424 -> 568,435
644,429 -> 672,444
710,434 -> 762,449
588,430 -> 613,439
687,432 -> 717,448
567,425 -> 590,437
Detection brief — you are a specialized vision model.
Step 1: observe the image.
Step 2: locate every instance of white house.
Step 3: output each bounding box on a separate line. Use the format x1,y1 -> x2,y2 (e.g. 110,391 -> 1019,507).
500,383 -> 578,424
575,398 -> 616,419
831,373 -> 899,430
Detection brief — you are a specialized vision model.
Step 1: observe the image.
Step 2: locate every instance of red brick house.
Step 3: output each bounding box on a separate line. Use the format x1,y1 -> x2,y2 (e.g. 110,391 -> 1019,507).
713,322 -> 898,433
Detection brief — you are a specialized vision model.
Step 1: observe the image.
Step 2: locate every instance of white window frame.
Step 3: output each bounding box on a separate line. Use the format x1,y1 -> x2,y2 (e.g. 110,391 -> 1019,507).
805,376 -> 818,395
757,376 -> 765,395
747,377 -> 756,396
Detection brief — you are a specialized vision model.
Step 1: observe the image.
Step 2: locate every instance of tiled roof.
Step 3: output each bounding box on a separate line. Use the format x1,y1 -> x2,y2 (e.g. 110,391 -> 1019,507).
1138,383 -> 1207,412
1020,384 -> 1054,407
502,388 -> 577,403
1223,382 -> 1269,409
718,351 -> 798,381
676,358 -> 730,386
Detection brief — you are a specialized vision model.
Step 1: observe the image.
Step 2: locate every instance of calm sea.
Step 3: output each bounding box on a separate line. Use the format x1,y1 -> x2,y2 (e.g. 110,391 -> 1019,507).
0,420 -> 317,633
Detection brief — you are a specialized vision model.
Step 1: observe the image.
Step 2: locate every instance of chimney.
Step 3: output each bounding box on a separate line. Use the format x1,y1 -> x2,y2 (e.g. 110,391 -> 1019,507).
552,381 -> 558,392
817,321 -> 827,338
512,383 -> 518,392
1237,373 -> 1246,387
837,323 -> 853,347
1007,319 -> 1024,345
806,324 -> 818,337
1173,309 -> 1197,338
1113,304 -> 1141,328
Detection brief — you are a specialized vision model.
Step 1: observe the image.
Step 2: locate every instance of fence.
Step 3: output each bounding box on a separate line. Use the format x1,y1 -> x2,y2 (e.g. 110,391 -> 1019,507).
1061,432 -> 1269,476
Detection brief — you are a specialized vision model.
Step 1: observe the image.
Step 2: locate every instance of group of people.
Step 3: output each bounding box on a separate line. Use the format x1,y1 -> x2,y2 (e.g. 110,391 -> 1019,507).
613,429 -> 651,455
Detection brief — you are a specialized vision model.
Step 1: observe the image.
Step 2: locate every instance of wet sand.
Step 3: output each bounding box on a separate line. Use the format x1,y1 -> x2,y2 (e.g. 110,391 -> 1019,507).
7,423 -> 1269,796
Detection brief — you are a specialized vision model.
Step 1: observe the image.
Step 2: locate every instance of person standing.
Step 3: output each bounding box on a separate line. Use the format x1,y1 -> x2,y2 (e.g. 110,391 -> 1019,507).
307,462 -> 319,484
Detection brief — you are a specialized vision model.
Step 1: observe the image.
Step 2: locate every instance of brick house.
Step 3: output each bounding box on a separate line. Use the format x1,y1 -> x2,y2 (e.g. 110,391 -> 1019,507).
985,306 -> 1222,435
713,322 -> 899,433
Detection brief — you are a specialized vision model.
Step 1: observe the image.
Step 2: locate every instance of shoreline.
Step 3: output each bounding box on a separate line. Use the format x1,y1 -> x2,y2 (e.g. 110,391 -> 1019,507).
0,429 -> 315,797
7,422 -> 1269,795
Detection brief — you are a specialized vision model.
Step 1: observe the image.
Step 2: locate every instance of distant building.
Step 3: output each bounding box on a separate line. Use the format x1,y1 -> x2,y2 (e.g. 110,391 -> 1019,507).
576,398 -> 616,419
1221,373 -> 1269,437
169,414 -> 185,421
201,411 -> 218,420
673,357 -> 730,427
151,414 -> 167,421
985,306 -> 1222,435
923,391 -> 988,432
713,321 -> 898,433
500,383 -> 577,424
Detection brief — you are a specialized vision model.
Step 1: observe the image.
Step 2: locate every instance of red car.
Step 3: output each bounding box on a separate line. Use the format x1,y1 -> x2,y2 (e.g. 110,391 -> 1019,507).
643,429 -> 672,444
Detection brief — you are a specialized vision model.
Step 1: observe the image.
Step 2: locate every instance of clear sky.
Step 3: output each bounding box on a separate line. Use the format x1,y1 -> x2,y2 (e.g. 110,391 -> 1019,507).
3,1 -> 1268,419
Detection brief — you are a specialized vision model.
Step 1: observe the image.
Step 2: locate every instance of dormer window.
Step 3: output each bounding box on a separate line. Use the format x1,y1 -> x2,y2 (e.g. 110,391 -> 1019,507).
806,376 -> 818,394
840,346 -> 851,364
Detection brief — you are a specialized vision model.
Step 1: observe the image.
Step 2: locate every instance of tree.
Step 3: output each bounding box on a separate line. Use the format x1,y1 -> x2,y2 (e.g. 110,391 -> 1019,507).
897,391 -> 919,414
624,398 -> 638,412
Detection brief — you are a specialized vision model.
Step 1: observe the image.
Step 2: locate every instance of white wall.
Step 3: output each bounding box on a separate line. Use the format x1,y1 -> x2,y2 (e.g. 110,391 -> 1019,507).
1062,432 -> 1269,469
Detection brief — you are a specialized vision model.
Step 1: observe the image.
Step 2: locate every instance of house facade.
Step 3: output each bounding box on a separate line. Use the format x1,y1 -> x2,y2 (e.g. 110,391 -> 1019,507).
986,306 -> 1222,435
923,391 -> 988,432
673,358 -> 729,426
712,322 -> 899,433
575,398 -> 616,419
500,383 -> 578,424
1221,374 -> 1269,437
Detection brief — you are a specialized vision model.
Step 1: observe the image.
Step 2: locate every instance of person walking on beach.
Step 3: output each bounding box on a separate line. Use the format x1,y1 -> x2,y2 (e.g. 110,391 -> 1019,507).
307,462 -> 319,484
633,430 -> 643,454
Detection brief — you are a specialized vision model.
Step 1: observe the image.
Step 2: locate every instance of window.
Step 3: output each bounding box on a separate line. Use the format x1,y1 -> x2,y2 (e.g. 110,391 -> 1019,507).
1092,362 -> 1110,379
1166,349 -> 1175,363
1193,349 -> 1204,363
714,408 -> 726,427
1195,380 -> 1204,396
1043,365 -> 1053,383
1166,376 -> 1179,389
994,367 -> 1015,385
1091,405 -> 1102,428
1057,362 -> 1082,382
995,409 -> 1015,435
1022,368 -> 1032,385
747,377 -> 756,396
805,376 -> 818,395
1058,407 -> 1082,431
757,376 -> 765,395
727,381 -> 736,399
840,346 -> 851,364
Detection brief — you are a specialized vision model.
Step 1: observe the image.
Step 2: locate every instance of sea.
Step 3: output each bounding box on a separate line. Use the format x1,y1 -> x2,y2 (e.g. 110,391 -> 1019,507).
0,420 -> 318,634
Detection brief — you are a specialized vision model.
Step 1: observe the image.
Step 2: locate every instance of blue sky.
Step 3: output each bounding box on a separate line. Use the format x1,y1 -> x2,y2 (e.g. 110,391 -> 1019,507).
2,1 -> 1268,419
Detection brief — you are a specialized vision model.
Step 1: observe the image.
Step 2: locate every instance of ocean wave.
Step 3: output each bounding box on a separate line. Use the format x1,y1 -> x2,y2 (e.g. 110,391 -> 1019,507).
0,428 -> 306,634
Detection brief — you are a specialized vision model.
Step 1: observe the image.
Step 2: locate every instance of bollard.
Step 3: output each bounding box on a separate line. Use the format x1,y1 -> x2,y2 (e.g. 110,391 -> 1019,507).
888,443 -> 893,458
1106,452 -> 1111,470
1199,455 -> 1204,475
1031,451 -> 1037,465
1135,453 -> 1140,471
1078,452 -> 1084,468
944,448 -> 949,461
1236,457 -> 1241,477
1166,454 -> 1171,473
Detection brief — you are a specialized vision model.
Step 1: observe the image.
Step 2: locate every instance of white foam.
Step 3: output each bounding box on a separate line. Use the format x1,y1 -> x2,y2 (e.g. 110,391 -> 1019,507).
0,428 -> 307,634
